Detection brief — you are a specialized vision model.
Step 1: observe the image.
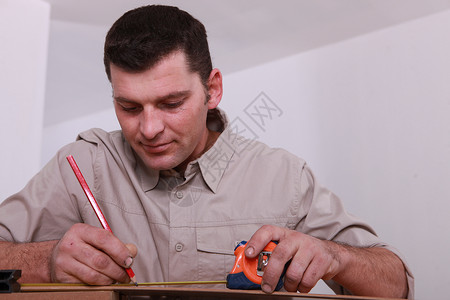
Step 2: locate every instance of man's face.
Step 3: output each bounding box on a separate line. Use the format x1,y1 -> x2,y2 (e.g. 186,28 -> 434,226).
110,51 -> 220,171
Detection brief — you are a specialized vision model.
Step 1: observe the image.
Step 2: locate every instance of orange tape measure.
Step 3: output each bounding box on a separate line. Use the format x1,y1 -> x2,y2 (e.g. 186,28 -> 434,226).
226,241 -> 284,290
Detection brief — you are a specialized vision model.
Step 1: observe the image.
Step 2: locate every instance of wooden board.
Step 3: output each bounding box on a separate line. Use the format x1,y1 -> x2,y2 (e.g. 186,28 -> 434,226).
12,285 -> 402,300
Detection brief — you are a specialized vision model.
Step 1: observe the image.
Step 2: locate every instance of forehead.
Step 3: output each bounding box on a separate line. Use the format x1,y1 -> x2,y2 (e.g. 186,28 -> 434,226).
110,51 -> 202,100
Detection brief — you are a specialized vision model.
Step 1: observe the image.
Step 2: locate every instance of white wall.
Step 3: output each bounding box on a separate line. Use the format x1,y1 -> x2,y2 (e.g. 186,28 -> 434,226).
220,10 -> 450,299
40,20 -> 116,165
40,9 -> 450,299
41,108 -> 119,165
44,20 -> 111,127
0,0 -> 50,201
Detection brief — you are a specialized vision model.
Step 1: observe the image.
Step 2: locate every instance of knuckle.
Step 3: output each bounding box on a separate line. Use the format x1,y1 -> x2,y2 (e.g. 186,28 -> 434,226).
273,244 -> 290,260
314,253 -> 327,265
300,276 -> 316,290
84,270 -> 110,285
58,238 -> 76,254
73,223 -> 84,229
260,224 -> 273,231
91,253 -> 110,269
70,262 -> 109,285
71,223 -> 86,233
284,275 -> 300,291
118,271 -> 130,283
257,225 -> 276,239
284,263 -> 305,290
95,230 -> 112,245
283,278 -> 299,292
285,268 -> 303,283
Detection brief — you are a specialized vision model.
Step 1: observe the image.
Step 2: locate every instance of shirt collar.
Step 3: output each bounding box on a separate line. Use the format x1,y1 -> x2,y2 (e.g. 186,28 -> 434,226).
197,124 -> 237,193
135,152 -> 160,192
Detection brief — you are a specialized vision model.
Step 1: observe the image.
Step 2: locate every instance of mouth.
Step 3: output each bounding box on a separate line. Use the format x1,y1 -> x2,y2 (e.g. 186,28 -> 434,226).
141,142 -> 172,154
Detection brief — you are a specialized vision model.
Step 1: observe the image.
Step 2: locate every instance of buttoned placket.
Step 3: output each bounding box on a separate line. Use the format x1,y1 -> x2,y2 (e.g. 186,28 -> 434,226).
167,163 -> 200,282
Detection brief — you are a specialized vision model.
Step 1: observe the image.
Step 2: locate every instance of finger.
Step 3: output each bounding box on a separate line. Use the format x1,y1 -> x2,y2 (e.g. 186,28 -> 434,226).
259,235 -> 299,293
52,270 -> 83,284
57,237 -> 129,284
64,258 -> 118,285
75,242 -> 130,283
125,243 -> 138,259
76,224 -> 134,269
297,240 -> 342,293
283,248 -> 314,292
297,254 -> 330,293
245,225 -> 286,258
51,257 -> 84,284
56,224 -> 131,283
260,251 -> 287,293
52,246 -> 117,285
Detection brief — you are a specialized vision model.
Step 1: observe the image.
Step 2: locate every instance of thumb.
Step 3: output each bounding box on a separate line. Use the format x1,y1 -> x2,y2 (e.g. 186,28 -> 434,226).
125,243 -> 138,258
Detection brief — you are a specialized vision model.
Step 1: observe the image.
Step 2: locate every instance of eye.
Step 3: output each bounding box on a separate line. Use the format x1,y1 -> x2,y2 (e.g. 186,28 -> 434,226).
164,101 -> 183,109
117,102 -> 141,113
122,105 -> 138,112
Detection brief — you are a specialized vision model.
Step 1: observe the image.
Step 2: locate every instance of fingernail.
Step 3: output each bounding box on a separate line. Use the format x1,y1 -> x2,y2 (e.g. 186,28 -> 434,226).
261,282 -> 273,294
245,246 -> 254,256
125,256 -> 133,268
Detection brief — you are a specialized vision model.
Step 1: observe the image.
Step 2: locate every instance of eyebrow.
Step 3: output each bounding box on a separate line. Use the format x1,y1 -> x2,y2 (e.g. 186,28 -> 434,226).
113,90 -> 192,104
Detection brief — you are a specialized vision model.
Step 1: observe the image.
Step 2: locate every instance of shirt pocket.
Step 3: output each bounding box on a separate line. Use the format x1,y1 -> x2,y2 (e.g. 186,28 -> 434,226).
195,224 -> 263,283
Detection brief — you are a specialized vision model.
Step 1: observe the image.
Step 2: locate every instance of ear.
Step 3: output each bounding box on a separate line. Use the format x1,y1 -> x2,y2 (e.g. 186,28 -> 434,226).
206,68 -> 223,109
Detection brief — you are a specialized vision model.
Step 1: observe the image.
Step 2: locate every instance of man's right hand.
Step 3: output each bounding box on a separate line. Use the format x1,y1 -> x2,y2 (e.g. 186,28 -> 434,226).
50,223 -> 137,285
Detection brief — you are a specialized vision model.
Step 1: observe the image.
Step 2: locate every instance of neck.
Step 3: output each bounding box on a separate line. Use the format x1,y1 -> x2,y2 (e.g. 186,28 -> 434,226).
174,129 -> 220,174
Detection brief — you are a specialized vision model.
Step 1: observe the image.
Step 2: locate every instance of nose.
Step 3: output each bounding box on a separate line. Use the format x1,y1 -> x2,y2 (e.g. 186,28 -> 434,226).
140,107 -> 164,140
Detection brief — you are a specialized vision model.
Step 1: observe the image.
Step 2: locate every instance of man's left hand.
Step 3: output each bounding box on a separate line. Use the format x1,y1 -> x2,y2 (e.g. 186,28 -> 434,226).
244,225 -> 343,293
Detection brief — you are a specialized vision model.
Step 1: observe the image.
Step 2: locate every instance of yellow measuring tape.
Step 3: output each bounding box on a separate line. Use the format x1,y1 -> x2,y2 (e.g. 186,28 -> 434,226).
22,280 -> 227,287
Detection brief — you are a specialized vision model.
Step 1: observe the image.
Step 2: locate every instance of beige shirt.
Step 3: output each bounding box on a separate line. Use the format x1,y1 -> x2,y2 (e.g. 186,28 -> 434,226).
0,110 -> 413,297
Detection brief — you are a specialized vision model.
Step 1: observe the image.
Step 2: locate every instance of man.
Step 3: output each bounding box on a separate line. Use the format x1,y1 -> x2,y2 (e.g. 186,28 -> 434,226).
0,5 -> 412,298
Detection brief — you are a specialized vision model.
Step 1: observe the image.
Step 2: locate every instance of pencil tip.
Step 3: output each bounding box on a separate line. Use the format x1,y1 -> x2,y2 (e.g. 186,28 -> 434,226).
130,276 -> 138,286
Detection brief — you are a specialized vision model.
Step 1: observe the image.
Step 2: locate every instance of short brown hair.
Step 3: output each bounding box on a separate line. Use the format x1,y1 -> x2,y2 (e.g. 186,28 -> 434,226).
104,5 -> 212,87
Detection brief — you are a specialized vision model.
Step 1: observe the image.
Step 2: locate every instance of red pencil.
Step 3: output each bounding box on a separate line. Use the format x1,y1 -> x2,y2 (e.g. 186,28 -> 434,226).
66,155 -> 138,286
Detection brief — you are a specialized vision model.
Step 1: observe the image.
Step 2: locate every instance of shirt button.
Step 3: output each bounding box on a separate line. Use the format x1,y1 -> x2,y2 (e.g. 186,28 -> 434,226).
175,243 -> 183,252
175,191 -> 183,199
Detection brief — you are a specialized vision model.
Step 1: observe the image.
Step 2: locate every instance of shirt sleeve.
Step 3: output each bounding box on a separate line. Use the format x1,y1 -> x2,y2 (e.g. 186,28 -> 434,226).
0,140 -> 96,243
296,163 -> 414,298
